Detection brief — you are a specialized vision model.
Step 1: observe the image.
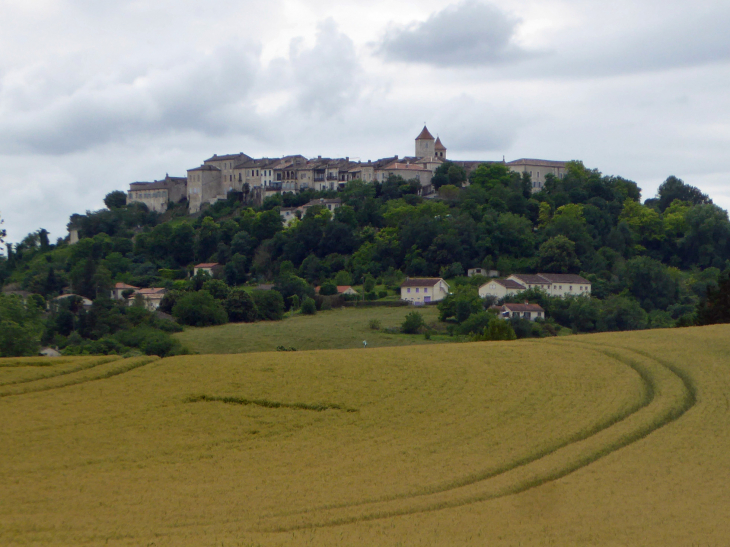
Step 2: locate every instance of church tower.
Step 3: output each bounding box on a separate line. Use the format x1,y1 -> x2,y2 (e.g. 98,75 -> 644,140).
415,125 -> 435,158
435,136 -> 446,160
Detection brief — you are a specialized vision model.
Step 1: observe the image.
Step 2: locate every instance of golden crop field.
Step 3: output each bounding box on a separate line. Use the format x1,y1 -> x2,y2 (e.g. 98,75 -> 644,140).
1,326 -> 729,546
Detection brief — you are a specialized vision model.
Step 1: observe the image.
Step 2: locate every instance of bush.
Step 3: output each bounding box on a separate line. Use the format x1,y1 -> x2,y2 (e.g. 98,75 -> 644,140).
365,291 -> 377,301
378,290 -> 388,299
401,311 -> 425,334
251,290 -> 285,321
301,297 -> 317,315
319,282 -> 338,296
202,279 -> 230,300
172,291 -> 228,327
369,319 -> 381,330
363,275 -> 376,293
474,316 -> 517,341
224,289 -> 258,323
320,298 -> 332,310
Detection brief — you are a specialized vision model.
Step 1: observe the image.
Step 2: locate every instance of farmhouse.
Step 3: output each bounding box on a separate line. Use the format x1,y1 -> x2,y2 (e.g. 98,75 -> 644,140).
315,285 -> 359,296
494,302 -> 545,321
110,282 -> 138,300
127,288 -> 167,311
400,277 -> 450,305
504,273 -> 592,298
193,263 -> 221,276
479,279 -> 527,300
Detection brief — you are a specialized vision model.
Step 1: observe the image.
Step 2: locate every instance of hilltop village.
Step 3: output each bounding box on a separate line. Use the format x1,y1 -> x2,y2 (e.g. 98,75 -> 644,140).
125,126 -> 567,214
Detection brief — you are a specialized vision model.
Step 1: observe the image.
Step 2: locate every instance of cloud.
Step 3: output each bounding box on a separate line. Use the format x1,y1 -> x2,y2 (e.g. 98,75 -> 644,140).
0,45 -> 262,155
378,1 -> 529,67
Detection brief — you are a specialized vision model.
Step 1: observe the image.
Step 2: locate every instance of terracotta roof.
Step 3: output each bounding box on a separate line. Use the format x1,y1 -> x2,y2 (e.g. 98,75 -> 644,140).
507,159 -> 567,168
510,274 -> 550,285
195,263 -> 220,268
401,277 -> 446,288
384,162 -> 430,171
502,303 -> 544,312
537,273 -> 590,284
416,126 -> 435,140
114,283 -> 138,289
434,136 -> 446,150
336,286 -> 354,293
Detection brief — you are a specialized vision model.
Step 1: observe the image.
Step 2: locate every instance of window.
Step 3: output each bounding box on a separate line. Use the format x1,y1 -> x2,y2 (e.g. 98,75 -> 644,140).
537,171 -> 540,178
424,288 -> 428,293
407,288 -> 411,293
416,288 -> 419,293
570,286 -> 573,291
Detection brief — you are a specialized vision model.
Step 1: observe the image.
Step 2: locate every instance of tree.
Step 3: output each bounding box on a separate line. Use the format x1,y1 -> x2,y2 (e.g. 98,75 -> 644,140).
172,291 -> 228,327
224,289 -> 259,322
363,275 -> 376,293
301,297 -> 317,315
0,212 -> 5,246
539,236 -> 580,273
401,311 -> 425,334
202,279 -> 230,300
473,315 -> 516,341
696,272 -> 730,325
624,256 -> 679,311
251,290 -> 285,320
319,282 -> 338,296
0,294 -> 44,356
656,176 -> 711,212
104,191 -> 128,210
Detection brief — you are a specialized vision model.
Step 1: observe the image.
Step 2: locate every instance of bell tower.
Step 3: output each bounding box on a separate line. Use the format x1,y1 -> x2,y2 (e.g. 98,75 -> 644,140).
415,125 -> 435,158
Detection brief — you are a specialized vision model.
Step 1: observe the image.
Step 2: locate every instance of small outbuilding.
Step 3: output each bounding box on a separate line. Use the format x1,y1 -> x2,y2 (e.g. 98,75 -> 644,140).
494,302 -> 545,321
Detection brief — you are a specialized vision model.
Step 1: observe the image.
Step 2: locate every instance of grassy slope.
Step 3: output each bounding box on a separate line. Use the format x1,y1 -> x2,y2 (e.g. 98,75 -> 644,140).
1,326 -> 729,545
174,305 -> 445,354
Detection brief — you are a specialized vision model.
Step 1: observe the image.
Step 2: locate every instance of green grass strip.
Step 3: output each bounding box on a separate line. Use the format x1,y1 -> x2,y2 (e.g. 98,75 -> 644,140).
186,394 -> 357,413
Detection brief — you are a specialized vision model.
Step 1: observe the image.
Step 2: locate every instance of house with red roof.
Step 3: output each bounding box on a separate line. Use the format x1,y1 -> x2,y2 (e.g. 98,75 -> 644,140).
110,282 -> 139,301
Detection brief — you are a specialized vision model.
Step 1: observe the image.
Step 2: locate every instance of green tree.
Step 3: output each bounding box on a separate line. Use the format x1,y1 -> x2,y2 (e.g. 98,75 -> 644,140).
401,311 -> 425,334
538,236 -> 580,273
656,176 -> 711,212
202,279 -> 230,300
251,290 -> 285,320
319,282 -> 338,296
172,291 -> 228,327
0,294 -> 44,356
473,315 -> 516,341
696,273 -> 730,325
301,297 -> 317,315
104,191 -> 128,209
224,288 -> 258,322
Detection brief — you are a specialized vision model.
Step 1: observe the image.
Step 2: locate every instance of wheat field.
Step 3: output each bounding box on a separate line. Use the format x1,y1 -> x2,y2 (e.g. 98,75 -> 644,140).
0,326 -> 728,545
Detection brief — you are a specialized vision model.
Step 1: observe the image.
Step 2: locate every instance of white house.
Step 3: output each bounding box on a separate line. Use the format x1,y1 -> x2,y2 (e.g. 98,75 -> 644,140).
127,288 -> 167,311
536,274 -> 592,297
400,277 -> 450,305
479,279 -> 527,300
495,302 -> 545,321
193,263 -> 221,276
110,282 -> 139,300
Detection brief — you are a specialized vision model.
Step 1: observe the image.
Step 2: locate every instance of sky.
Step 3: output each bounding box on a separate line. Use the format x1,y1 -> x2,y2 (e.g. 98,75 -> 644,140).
1,0 -> 730,244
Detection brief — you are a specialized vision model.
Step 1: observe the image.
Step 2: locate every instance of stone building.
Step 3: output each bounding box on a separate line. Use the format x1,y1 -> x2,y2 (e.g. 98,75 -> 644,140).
204,153 -> 251,195
127,175 -> 187,213
187,164 -> 223,214
507,159 -> 567,192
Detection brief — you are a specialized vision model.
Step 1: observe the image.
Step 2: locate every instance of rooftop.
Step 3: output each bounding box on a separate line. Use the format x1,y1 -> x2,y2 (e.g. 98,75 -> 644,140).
507,159 -> 568,168
416,126 -> 435,141
401,277 -> 446,288
537,273 -> 590,284
502,302 -> 544,312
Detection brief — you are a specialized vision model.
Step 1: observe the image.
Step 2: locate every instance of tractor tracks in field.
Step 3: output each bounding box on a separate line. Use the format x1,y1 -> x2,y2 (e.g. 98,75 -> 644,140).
255,340 -> 696,532
0,356 -> 159,398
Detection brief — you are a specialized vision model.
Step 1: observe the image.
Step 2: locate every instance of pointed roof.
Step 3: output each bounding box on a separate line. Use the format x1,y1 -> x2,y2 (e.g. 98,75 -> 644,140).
435,136 -> 446,150
415,126 -> 434,141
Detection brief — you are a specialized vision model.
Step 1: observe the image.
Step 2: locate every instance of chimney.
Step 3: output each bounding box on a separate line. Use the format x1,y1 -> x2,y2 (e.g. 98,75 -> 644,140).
346,157 -> 349,161
318,155 -> 321,159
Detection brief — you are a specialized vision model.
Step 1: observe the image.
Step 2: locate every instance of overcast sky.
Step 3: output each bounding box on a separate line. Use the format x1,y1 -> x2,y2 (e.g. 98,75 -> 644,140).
2,0 -> 730,244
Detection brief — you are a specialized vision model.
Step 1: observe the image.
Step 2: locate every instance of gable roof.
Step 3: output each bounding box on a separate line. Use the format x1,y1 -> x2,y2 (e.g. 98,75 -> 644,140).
502,303 -> 544,312
401,277 -> 446,288
204,152 -> 252,162
194,262 -> 219,268
487,279 -> 526,290
415,126 -> 434,141
510,274 -> 550,285
536,273 -> 590,284
114,283 -> 139,290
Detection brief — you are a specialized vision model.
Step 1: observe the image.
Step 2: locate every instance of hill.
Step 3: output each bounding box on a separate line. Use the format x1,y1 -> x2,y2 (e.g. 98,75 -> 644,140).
1,325 -> 728,545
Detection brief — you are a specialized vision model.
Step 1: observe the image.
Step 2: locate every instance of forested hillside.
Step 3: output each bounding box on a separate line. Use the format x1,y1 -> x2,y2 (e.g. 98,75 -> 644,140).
2,160 -> 730,355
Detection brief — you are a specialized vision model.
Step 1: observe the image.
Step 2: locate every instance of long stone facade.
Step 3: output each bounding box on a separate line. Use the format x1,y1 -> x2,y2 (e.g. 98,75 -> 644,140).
124,126 -> 568,215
